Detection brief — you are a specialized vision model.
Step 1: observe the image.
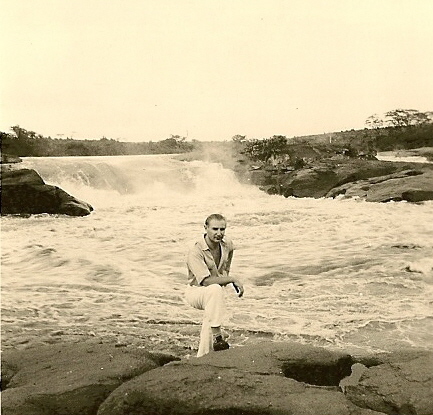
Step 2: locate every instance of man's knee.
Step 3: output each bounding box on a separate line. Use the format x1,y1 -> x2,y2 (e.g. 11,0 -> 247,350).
206,283 -> 223,296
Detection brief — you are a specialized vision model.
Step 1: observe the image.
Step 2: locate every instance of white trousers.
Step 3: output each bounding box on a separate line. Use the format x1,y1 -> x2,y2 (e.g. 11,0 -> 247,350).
185,284 -> 226,357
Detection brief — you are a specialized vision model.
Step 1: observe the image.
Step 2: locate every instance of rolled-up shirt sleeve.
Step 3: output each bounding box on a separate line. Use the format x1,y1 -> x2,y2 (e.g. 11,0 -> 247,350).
187,247 -> 210,285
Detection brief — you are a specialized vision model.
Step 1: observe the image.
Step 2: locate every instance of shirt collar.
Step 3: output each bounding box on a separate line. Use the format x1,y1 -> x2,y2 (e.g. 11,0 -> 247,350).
198,234 -> 226,251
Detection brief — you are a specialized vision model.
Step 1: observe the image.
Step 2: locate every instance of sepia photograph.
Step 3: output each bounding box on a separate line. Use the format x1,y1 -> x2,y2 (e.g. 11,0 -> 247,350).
1,1 -> 432,414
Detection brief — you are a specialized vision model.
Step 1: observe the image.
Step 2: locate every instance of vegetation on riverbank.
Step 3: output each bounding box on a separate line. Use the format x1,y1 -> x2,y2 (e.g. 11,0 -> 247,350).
0,128 -> 194,157
234,109 -> 433,167
1,109 -> 431,163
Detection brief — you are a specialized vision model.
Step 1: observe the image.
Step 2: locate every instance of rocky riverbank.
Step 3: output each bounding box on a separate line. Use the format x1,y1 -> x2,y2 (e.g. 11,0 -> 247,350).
2,340 -> 432,415
240,156 -> 433,203
177,143 -> 433,203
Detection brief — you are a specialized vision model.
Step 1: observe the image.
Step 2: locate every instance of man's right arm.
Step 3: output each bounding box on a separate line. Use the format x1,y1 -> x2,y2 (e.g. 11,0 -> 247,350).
187,247 -> 212,286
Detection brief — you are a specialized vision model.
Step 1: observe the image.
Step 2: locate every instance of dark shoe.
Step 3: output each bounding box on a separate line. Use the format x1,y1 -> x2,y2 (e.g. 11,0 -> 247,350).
213,335 -> 230,351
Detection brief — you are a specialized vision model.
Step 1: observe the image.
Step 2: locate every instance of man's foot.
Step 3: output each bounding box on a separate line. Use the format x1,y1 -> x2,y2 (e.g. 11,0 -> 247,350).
213,335 -> 230,351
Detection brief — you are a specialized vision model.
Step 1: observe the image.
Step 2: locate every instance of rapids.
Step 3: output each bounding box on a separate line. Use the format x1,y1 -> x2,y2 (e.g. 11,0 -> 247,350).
2,155 -> 433,354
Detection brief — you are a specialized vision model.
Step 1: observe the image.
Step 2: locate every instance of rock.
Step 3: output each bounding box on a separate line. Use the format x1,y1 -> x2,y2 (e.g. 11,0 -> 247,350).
1,168 -> 45,186
2,341 -> 430,415
248,169 -> 272,186
97,342 -> 382,415
325,169 -> 432,202
186,341 -> 354,386
345,350 -> 433,415
58,198 -> 94,216
366,170 -> 433,202
402,189 -> 433,202
279,167 -> 340,198
340,363 -> 368,393
97,364 -> 382,415
1,168 -> 93,216
1,342 -> 179,415
246,158 -> 433,203
253,159 -> 407,199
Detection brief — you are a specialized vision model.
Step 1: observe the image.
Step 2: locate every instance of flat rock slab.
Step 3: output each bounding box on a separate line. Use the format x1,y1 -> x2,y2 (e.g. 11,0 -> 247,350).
325,168 -> 433,202
252,158 -> 433,203
366,170 -> 433,202
1,342 -> 179,415
346,351 -> 433,415
2,341 -> 432,415
186,341 -> 354,386
97,364 -> 382,415
97,342 -> 381,415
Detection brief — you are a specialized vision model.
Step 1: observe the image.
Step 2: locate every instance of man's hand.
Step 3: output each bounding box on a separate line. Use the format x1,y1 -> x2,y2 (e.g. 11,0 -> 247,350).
232,279 -> 244,298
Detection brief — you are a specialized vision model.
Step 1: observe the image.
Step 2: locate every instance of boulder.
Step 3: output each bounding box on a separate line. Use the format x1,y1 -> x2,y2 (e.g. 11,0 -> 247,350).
97,364 -> 381,415
402,189 -> 433,202
1,168 -> 45,186
1,168 -> 93,216
279,167 -> 340,198
1,342 -> 179,415
97,342 -> 382,415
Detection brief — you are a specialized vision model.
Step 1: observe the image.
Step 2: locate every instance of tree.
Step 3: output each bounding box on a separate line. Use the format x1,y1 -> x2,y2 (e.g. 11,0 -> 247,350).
231,134 -> 246,143
243,135 -> 288,163
169,134 -> 186,143
365,114 -> 383,129
11,125 -> 28,139
384,109 -> 432,127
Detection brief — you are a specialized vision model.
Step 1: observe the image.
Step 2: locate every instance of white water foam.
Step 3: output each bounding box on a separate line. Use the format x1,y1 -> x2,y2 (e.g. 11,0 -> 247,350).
2,155 -> 433,353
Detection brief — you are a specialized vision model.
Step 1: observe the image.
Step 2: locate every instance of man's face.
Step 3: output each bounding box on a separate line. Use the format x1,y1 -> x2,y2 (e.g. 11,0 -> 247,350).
205,219 -> 226,243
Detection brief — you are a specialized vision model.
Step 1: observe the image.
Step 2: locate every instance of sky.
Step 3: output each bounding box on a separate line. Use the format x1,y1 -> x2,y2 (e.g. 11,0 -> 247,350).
1,0 -> 432,142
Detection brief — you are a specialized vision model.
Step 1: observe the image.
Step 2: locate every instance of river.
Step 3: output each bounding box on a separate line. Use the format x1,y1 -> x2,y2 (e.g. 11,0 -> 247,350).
2,155 -> 432,356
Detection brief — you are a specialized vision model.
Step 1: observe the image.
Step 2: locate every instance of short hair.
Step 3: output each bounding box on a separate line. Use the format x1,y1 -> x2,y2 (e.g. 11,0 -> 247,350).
205,213 -> 226,226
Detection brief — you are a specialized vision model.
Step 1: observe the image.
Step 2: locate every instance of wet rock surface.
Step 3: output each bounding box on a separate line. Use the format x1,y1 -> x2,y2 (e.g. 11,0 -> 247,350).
345,350 -> 433,415
2,341 -> 432,415
1,342 -> 179,415
1,167 -> 93,216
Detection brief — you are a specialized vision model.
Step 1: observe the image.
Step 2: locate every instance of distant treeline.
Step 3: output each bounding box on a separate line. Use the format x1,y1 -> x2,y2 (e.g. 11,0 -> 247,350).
233,109 -> 433,164
1,109 -> 432,159
0,127 -> 194,157
310,108 -> 433,151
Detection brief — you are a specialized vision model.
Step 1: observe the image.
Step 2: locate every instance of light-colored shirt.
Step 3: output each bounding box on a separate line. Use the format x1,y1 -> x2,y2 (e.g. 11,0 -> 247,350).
187,235 -> 234,286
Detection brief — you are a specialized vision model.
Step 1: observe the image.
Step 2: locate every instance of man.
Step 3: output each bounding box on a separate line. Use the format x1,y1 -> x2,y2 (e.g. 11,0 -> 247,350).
185,213 -> 244,356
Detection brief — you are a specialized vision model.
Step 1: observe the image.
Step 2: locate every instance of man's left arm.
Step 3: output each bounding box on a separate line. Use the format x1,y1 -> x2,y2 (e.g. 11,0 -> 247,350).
223,247 -> 244,297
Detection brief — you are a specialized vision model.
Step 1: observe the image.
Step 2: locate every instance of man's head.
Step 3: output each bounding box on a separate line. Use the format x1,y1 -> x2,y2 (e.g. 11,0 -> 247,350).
205,213 -> 226,227
204,213 -> 227,244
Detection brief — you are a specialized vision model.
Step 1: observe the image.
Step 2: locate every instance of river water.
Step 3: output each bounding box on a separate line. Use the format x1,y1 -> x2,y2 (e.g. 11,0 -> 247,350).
2,155 -> 432,355
376,152 -> 431,164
